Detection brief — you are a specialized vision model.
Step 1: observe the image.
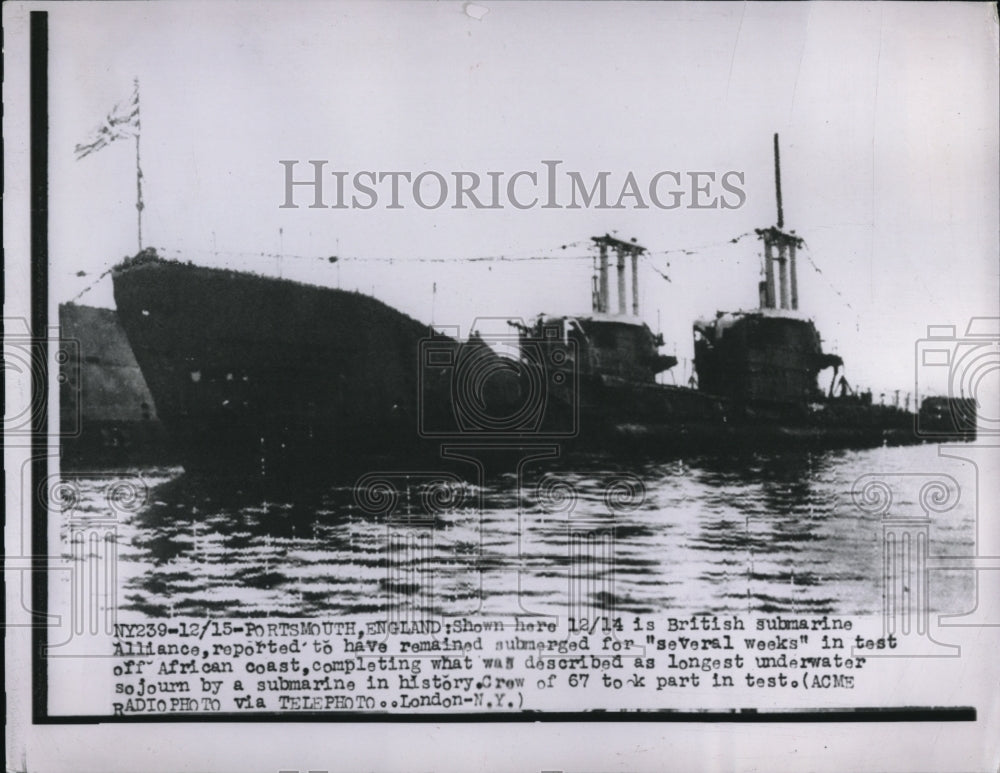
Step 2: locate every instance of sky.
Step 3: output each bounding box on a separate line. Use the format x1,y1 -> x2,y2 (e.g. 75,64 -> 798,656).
43,0 -> 999,400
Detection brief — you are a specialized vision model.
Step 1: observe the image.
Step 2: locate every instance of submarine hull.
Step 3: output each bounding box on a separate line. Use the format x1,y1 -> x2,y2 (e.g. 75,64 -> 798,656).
110,254 -> 976,481
112,253 -> 436,478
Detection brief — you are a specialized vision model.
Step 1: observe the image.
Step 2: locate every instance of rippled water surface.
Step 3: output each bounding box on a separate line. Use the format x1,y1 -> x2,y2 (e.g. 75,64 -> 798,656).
59,444 -> 977,619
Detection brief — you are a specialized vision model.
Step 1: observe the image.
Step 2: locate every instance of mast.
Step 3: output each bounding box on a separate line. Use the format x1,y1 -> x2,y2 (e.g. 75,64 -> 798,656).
616,245 -> 626,315
591,234 -> 645,316
631,248 -> 639,316
756,133 -> 802,311
774,132 -> 784,229
134,78 -> 144,252
596,240 -> 609,313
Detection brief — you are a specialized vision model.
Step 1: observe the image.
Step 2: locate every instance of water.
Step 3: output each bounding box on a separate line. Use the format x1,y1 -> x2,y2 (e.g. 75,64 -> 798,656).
58,443 -> 977,620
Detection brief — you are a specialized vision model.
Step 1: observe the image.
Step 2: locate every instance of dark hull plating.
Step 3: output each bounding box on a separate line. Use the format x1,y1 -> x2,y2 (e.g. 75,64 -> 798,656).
112,255 -> 974,481
112,255 -> 435,478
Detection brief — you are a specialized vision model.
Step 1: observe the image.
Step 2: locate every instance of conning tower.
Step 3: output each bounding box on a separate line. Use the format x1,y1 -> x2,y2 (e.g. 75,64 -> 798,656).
693,135 -> 842,405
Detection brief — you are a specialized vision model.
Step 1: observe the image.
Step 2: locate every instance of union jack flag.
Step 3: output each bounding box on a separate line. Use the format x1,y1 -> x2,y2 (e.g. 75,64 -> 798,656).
74,82 -> 140,160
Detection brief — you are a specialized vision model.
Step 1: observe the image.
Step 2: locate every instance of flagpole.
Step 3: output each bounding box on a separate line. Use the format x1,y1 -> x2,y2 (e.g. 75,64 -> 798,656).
134,78 -> 144,252
73,80 -> 145,251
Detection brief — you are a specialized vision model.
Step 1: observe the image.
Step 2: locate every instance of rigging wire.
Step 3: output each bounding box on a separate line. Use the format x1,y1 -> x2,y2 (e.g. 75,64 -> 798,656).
61,230 -> 857,321
796,239 -> 854,312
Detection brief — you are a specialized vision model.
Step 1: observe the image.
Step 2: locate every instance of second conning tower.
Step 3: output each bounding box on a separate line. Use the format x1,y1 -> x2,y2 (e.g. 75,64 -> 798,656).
513,234 -> 676,385
693,135 -> 842,405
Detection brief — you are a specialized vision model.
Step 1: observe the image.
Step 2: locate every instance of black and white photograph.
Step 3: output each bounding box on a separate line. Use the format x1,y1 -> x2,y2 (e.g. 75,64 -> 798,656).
4,2 -> 999,771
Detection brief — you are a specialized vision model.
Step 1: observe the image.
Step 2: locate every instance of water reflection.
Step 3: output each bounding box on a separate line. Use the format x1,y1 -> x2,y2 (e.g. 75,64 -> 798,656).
61,445 -> 975,619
